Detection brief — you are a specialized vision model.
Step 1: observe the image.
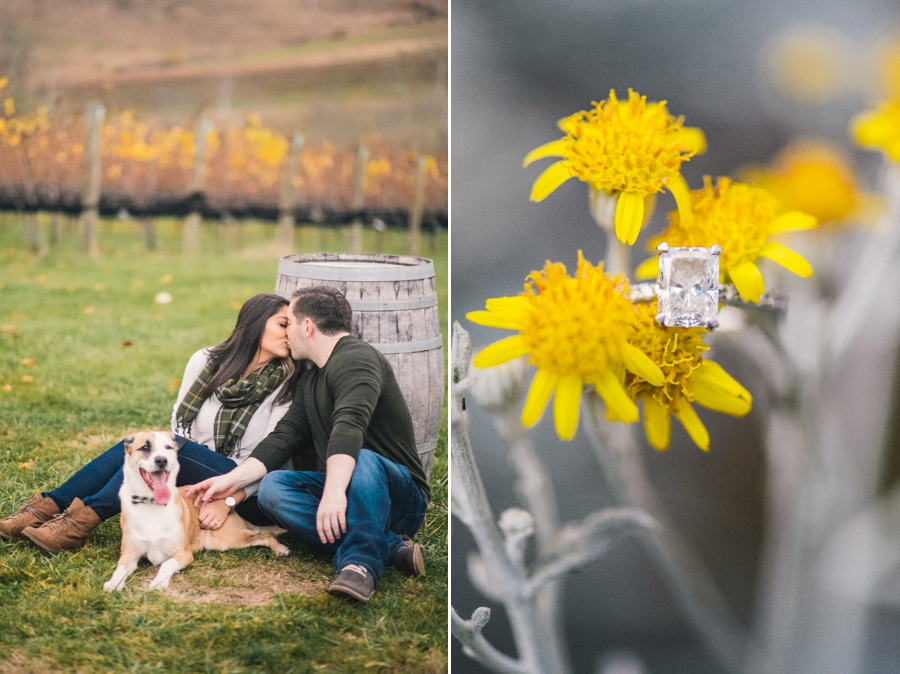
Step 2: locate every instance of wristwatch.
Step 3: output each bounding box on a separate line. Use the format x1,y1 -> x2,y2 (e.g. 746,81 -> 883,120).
225,496 -> 237,509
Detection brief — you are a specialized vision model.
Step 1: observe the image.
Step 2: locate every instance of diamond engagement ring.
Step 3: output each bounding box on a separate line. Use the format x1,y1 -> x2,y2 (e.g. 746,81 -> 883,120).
627,243 -> 787,329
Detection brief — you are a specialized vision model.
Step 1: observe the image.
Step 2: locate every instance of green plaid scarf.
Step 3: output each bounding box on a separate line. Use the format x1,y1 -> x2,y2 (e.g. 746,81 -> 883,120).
174,359 -> 286,458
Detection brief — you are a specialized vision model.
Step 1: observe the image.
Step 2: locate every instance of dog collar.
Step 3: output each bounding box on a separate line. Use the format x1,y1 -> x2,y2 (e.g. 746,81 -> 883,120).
131,495 -> 160,506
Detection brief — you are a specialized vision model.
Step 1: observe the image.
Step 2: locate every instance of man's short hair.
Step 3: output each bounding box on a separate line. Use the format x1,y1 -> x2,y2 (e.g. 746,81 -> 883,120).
291,286 -> 353,335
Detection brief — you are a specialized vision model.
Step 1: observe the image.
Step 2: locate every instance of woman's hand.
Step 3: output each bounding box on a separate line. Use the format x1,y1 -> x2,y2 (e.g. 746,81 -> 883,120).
198,499 -> 231,530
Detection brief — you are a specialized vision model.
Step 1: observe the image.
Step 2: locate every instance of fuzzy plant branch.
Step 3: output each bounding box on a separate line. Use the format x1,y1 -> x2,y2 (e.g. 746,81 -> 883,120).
451,322 -> 571,674
828,162 -> 900,365
451,607 -> 528,674
525,508 -> 655,596
583,396 -> 753,674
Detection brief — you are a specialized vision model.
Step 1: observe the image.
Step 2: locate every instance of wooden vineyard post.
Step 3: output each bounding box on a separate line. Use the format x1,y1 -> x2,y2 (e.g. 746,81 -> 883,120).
408,155 -> 426,256
81,102 -> 104,257
183,118 -> 212,254
278,132 -> 304,254
350,144 -> 367,254
142,162 -> 158,250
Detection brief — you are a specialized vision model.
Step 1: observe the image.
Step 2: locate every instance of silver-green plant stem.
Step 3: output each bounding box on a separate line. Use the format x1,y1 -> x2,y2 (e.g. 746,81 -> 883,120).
451,324 -> 654,673
582,395 -> 751,674
749,159 -> 900,674
451,323 -> 571,674
491,408 -> 570,674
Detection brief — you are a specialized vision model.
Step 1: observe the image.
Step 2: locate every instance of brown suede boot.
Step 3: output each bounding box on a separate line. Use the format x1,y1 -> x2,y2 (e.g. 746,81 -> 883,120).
21,498 -> 101,551
0,492 -> 60,540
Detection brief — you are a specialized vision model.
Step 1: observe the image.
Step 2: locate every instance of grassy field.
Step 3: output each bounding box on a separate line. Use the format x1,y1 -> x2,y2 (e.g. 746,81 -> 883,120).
0,215 -> 448,673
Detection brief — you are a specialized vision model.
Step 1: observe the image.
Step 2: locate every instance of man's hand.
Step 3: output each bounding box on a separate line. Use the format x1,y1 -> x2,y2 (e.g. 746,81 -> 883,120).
185,473 -> 240,507
316,489 -> 348,544
198,499 -> 230,530
317,454 -> 357,544
184,458 -> 267,506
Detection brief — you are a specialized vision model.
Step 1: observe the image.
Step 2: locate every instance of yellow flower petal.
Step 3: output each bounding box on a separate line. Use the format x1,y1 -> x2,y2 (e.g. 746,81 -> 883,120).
530,161 -> 574,202
769,210 -> 818,234
473,336 -> 530,369
594,369 -> 639,423
553,375 -> 583,440
674,397 -> 710,451
622,342 -> 665,387
485,296 -> 529,312
523,139 -> 568,167
682,127 -> 707,155
466,309 -> 522,331
643,397 -> 671,451
758,241 -> 813,278
667,172 -> 693,228
615,191 -> 644,245
635,257 -> 658,279
729,259 -> 765,303
692,361 -> 752,417
522,368 -> 558,427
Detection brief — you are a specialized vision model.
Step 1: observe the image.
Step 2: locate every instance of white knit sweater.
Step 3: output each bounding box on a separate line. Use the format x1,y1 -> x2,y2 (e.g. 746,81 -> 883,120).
170,348 -> 292,496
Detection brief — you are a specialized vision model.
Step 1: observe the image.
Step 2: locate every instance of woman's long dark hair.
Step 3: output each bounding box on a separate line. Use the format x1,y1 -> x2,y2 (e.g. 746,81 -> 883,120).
201,293 -> 299,405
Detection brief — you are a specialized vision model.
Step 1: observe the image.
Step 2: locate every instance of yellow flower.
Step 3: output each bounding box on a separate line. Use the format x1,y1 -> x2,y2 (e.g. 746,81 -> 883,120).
524,89 -> 706,245
851,101 -> 900,162
466,252 -> 664,440
636,176 -> 817,303
625,301 -> 752,451
741,141 -> 860,224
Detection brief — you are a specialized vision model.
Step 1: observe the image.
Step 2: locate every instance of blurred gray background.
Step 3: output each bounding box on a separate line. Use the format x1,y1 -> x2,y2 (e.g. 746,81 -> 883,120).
450,0 -> 900,672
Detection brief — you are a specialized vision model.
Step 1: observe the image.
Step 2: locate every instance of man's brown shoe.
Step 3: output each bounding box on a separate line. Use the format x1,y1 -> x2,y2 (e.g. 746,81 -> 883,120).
327,564 -> 376,602
391,540 -> 425,577
0,493 -> 60,540
21,498 -> 100,551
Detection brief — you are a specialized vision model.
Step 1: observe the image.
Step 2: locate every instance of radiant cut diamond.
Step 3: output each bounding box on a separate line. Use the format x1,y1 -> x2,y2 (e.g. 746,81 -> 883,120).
655,243 -> 721,330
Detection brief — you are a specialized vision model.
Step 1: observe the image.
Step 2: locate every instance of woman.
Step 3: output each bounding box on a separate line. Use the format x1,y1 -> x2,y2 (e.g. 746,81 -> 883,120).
0,293 -> 298,551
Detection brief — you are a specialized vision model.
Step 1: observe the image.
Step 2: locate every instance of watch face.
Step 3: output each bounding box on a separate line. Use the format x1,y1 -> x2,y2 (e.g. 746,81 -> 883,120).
225,496 -> 236,508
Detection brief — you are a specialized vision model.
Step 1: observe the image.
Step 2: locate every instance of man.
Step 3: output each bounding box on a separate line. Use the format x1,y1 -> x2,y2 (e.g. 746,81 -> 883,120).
186,286 -> 430,602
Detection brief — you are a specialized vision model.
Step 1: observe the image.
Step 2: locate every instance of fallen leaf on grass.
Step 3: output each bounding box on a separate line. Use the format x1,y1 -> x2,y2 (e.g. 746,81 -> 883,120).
159,274 -> 173,284
20,358 -> 35,366
36,275 -> 47,284
230,300 -> 243,309
170,379 -> 181,389
83,307 -> 95,314
20,375 -> 33,383
2,384 -> 11,392
17,459 -> 34,469
1,325 -> 19,337
121,340 -> 133,348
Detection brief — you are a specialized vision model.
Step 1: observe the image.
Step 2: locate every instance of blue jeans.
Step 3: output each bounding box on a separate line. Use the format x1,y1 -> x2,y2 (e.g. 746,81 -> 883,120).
257,449 -> 428,583
45,436 -> 272,525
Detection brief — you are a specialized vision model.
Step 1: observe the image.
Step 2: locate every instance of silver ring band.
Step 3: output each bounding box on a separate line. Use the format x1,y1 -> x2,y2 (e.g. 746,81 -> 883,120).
628,282 -> 787,313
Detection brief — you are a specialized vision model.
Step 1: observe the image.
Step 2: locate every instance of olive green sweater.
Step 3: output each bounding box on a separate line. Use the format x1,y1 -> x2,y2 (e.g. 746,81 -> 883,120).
249,335 -> 430,501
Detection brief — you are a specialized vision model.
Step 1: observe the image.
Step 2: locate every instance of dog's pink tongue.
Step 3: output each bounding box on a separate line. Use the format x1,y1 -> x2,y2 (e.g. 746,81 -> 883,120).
149,472 -> 171,505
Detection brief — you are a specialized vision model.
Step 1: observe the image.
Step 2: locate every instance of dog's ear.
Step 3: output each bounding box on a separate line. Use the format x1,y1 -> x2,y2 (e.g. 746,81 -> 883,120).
161,429 -> 179,450
123,434 -> 135,450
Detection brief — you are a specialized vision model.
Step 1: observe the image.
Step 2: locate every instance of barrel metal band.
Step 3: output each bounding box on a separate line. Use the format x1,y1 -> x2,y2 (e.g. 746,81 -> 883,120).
348,296 -> 438,311
371,336 -> 443,354
277,258 -> 435,282
416,439 -> 438,454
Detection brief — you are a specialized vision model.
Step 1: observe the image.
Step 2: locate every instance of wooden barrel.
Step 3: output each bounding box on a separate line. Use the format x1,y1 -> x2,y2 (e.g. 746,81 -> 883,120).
275,253 -> 444,480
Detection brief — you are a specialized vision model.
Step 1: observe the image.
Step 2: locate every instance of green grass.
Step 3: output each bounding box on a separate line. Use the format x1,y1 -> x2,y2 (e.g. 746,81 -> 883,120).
0,214 -> 448,674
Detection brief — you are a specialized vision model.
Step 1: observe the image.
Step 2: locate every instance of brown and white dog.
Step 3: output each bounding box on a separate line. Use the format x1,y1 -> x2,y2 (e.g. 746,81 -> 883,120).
103,430 -> 289,592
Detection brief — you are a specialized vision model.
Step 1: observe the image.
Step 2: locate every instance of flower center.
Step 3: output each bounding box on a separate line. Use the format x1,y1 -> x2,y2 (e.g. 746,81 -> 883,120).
560,89 -> 699,196
518,255 -> 636,378
652,176 -> 776,270
626,301 -> 709,411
